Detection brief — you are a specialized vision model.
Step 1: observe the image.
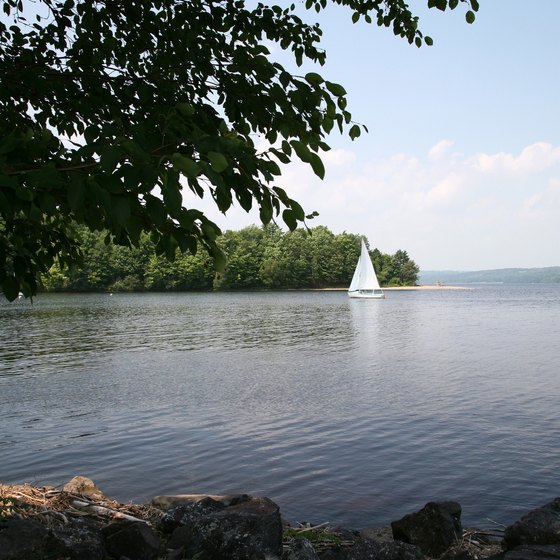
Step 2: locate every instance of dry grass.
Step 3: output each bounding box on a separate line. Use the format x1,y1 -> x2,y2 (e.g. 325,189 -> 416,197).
0,483 -> 162,529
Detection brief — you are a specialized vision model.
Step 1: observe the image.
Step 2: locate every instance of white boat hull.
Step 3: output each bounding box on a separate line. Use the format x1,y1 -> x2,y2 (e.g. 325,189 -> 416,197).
348,290 -> 385,299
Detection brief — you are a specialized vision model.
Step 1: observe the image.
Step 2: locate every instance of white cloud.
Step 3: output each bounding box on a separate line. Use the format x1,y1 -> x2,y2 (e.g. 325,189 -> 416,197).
428,139 -> 454,161
473,142 -> 560,175
182,139 -> 560,269
323,148 -> 357,166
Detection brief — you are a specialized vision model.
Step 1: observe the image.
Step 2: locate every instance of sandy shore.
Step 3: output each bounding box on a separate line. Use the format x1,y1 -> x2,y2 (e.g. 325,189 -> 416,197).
384,285 -> 471,291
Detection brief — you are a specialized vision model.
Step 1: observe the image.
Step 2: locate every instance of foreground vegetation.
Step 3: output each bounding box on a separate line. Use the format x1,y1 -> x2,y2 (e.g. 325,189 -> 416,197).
41,225 -> 419,292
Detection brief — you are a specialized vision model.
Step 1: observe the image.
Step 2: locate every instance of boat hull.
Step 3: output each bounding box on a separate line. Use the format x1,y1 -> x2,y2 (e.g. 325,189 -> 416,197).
348,290 -> 385,299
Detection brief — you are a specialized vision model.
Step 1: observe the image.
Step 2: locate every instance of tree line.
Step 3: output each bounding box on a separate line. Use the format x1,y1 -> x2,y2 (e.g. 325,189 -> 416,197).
41,225 -> 419,293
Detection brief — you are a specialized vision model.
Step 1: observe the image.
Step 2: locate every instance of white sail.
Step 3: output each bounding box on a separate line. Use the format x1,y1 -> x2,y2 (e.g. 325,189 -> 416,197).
348,240 -> 384,298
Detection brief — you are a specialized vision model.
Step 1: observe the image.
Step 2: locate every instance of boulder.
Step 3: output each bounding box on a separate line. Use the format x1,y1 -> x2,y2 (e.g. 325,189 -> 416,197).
152,492 -> 250,510
159,496 -> 227,534
391,501 -> 462,557
47,517 -> 105,560
0,519 -> 48,560
319,536 -> 424,560
503,498 -> 560,550
165,495 -> 283,559
63,476 -> 107,500
101,520 -> 160,560
503,544 -> 560,559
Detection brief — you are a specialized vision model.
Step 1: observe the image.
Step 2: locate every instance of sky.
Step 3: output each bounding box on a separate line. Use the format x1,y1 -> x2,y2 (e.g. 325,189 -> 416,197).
197,1 -> 560,271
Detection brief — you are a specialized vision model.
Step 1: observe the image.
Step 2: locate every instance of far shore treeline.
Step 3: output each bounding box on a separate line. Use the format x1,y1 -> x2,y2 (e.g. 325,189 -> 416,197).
40,225 -> 419,293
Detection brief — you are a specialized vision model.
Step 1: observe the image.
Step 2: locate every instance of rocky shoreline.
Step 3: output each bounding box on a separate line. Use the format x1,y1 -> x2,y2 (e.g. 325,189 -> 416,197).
1,476 -> 558,559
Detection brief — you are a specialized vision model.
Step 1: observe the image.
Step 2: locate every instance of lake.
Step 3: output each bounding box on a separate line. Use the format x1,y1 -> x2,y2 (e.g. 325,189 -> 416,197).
1,285 -> 559,529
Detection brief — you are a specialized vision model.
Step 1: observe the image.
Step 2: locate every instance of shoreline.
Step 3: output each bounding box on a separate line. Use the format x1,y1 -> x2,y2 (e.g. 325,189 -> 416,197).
315,285 -> 472,291
0,479 -> 504,559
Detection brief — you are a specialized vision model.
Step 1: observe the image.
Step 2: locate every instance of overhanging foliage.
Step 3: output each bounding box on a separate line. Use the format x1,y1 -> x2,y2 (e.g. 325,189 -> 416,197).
0,0 -> 478,300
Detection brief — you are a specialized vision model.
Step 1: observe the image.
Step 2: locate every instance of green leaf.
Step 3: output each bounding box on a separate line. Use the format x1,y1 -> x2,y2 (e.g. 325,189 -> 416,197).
176,102 -> 195,117
2,276 -> 19,302
99,146 -> 122,172
84,125 -> 100,143
213,247 -> 226,273
282,208 -> 297,230
304,72 -> 324,85
171,154 -> 200,178
109,194 -> 131,224
0,173 -> 17,188
465,10 -> 475,23
208,151 -> 229,173
15,185 -> 33,201
291,140 -> 311,163
349,124 -> 361,140
425,36 -> 434,46
290,199 -> 305,221
325,81 -> 347,97
309,153 -> 325,180
215,184 -> 232,213
259,197 -> 273,224
201,221 -> 218,242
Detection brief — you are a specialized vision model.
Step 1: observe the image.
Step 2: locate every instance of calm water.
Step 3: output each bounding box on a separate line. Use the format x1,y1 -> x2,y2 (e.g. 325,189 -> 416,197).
1,286 -> 559,529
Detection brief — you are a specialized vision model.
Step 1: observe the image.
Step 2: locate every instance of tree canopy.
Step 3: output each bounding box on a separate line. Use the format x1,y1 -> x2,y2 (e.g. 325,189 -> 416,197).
41,224 -> 420,292
0,0 -> 478,300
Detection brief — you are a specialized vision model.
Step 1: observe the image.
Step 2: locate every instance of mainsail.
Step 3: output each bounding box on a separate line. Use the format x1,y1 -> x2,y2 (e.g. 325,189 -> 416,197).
348,240 -> 382,293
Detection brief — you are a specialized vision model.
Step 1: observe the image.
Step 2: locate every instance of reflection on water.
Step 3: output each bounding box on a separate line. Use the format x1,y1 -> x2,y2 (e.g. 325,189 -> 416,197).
1,286 -> 560,528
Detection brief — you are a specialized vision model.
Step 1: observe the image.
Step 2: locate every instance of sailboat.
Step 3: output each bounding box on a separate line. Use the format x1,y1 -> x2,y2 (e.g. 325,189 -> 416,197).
348,240 -> 385,299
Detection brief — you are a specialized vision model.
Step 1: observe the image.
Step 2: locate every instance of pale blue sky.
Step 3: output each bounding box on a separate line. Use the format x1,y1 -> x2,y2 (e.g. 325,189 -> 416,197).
202,1 -> 560,271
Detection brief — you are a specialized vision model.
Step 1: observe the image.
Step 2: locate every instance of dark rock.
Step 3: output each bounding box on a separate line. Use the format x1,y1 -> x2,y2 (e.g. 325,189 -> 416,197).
346,539 -> 425,560
47,517 -> 105,560
504,544 -> 560,559
283,537 -> 320,560
167,495 -> 282,559
152,492 -> 251,510
159,496 -> 226,533
391,501 -> 462,557
359,526 -> 394,543
0,519 -> 48,560
318,537 -> 423,560
503,499 -> 560,550
102,520 -> 160,560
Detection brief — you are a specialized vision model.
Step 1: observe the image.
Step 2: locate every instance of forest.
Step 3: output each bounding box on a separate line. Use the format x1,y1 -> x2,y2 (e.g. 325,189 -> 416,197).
41,225 -> 419,293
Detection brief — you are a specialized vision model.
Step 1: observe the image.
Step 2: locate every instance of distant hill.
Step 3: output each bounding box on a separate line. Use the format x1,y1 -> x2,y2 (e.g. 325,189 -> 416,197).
419,267 -> 560,284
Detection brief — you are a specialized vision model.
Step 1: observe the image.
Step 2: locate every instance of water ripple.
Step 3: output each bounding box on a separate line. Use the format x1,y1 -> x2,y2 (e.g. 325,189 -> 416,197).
2,287 -> 560,528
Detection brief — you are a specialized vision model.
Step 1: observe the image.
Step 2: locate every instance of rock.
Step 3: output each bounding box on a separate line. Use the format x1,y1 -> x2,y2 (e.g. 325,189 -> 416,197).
360,540 -> 424,560
283,537 -> 320,560
503,544 -> 560,559
503,499 -> 560,550
63,476 -> 107,500
0,519 -> 48,560
166,495 -> 283,559
391,501 -> 462,557
319,537 -> 424,560
159,496 -> 226,534
47,517 -> 105,560
101,520 -> 160,560
152,493 -> 251,510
